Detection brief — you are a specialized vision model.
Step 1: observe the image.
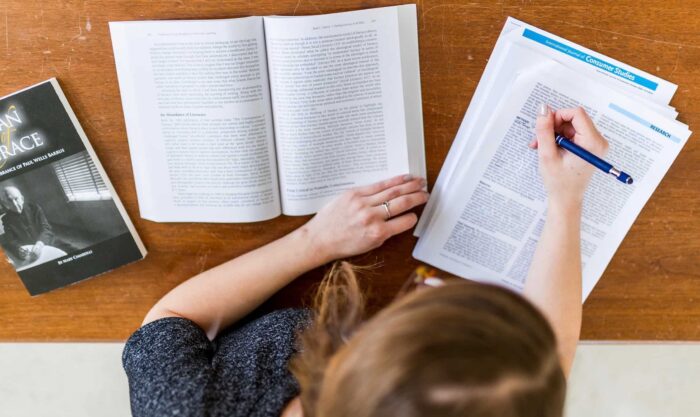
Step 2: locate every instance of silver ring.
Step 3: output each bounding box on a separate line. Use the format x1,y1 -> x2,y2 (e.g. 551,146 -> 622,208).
382,201 -> 392,219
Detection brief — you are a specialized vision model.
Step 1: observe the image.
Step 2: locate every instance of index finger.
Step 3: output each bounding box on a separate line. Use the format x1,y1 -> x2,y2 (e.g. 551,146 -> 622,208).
555,107 -> 608,155
554,107 -> 596,137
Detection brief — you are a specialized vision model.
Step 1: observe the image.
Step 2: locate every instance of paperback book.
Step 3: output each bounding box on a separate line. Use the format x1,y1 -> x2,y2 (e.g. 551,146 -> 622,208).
0,79 -> 147,295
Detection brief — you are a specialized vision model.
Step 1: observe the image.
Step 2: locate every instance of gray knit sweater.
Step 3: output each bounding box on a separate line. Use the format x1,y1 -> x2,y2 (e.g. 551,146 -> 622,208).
122,309 -> 310,417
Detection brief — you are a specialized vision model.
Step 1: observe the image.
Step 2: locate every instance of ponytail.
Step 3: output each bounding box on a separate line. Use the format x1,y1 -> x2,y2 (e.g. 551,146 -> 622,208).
290,261 -> 368,416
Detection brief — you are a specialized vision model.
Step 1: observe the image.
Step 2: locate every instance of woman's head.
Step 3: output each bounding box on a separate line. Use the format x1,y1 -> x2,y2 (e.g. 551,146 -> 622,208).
291,262 -> 566,417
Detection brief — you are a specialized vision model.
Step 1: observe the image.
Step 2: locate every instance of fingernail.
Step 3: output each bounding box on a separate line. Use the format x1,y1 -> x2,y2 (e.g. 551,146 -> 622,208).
424,277 -> 445,287
403,174 -> 413,181
420,178 -> 427,186
538,103 -> 549,117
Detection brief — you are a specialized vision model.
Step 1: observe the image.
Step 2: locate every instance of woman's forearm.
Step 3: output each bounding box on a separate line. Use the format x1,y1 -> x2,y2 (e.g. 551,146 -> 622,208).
143,225 -> 327,339
523,200 -> 583,376
141,175 -> 428,339
525,105 -> 608,376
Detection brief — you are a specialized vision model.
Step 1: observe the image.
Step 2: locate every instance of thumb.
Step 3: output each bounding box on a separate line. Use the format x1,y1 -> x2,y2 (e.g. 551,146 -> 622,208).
535,103 -> 557,159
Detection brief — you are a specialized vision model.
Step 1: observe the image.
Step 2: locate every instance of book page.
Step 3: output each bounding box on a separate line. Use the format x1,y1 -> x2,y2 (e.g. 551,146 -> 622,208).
264,6 -> 418,215
413,63 -> 690,301
396,5 -> 426,181
110,17 -> 281,222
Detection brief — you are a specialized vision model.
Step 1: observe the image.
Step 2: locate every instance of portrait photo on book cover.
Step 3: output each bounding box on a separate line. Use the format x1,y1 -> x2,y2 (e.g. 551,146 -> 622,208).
0,150 -> 129,272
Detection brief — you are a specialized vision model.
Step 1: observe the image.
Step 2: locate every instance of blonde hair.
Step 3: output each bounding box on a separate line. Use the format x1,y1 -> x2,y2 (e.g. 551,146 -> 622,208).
290,262 -> 566,417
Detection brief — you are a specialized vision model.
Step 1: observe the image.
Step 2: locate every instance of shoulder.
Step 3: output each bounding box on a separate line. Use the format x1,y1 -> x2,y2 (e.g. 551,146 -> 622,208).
214,308 -> 311,416
123,316 -> 211,372
224,308 -> 312,342
123,309 -> 311,374
123,317 -> 214,416
214,308 -> 312,380
123,309 -> 312,417
214,308 -> 311,366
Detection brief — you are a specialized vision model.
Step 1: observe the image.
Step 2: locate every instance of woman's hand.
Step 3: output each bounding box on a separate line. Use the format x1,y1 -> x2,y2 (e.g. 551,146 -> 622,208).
526,104 -> 608,375
529,105 -> 609,207
303,175 -> 429,264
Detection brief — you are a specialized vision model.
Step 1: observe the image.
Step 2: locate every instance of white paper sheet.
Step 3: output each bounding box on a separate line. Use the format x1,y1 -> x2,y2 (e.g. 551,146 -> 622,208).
413,60 -> 690,301
415,17 -> 679,237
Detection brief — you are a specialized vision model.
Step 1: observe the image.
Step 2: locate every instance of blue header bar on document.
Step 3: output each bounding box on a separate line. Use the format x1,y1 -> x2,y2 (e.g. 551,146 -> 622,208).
609,103 -> 681,143
522,28 -> 659,91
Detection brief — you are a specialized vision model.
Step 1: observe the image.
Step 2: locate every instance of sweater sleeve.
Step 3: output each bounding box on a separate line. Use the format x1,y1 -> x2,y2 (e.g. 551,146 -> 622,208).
123,317 -> 214,417
123,309 -> 311,417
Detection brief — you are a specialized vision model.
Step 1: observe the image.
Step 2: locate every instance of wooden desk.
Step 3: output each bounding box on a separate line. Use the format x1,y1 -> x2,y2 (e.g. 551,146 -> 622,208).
0,0 -> 698,341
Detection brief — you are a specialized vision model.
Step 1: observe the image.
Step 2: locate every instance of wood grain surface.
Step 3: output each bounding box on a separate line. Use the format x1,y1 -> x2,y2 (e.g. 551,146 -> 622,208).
0,0 -> 698,341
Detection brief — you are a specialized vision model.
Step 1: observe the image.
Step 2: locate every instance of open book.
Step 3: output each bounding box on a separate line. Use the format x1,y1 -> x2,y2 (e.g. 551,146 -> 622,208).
413,19 -> 691,301
109,5 -> 425,222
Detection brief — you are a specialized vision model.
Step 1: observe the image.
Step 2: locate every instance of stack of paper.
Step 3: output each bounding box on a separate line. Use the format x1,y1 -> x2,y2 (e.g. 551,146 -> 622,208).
413,18 -> 692,300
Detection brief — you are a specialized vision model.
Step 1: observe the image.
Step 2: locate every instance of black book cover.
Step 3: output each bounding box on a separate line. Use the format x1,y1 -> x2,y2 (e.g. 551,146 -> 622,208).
0,79 -> 147,295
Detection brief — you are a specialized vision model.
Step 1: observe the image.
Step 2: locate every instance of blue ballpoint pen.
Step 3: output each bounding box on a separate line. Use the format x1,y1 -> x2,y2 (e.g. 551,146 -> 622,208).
555,134 -> 634,185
